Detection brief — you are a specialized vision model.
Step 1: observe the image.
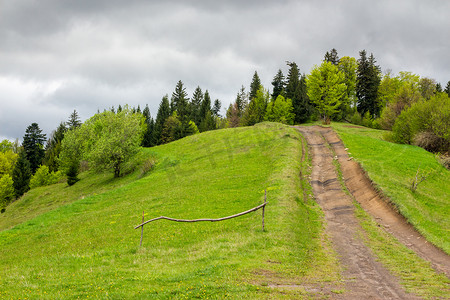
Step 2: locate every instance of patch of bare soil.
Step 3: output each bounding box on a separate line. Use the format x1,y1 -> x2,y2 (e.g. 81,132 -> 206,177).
296,125 -> 421,299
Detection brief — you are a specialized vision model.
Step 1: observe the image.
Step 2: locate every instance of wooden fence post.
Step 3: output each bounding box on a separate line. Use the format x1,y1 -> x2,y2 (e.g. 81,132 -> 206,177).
262,189 -> 266,231
140,211 -> 144,247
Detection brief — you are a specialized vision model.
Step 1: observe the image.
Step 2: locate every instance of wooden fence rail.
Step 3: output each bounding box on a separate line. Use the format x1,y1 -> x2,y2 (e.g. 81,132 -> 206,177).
135,190 -> 267,246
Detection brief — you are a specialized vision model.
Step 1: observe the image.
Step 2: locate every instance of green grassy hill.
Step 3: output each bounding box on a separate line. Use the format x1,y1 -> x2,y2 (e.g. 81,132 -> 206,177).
0,123 -> 337,299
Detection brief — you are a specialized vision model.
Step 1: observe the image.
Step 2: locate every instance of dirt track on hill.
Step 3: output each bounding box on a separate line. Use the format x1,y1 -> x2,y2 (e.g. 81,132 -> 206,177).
296,125 -> 443,299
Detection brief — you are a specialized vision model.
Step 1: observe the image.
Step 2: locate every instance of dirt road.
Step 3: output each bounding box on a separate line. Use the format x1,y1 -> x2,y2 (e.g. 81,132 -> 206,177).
296,126 -> 429,299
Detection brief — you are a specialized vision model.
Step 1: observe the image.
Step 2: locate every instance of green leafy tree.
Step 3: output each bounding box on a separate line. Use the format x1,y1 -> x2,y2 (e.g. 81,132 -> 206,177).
12,151 -> 31,198
419,77 -> 436,100
264,95 -> 295,125
22,123 -> 46,174
154,95 -> 171,145
59,126 -> 84,186
0,150 -> 18,178
161,112 -> 182,144
356,50 -> 381,117
0,174 -> 14,211
307,61 -> 346,124
249,71 -> 261,100
338,56 -> 358,118
242,87 -> 269,126
0,140 -> 14,153
324,48 -> 340,65
271,69 -> 285,100
67,109 -> 82,130
29,165 -> 62,189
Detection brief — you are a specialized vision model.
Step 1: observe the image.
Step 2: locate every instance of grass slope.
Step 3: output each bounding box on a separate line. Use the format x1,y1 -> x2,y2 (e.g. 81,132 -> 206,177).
332,123 -> 450,253
0,123 -> 337,299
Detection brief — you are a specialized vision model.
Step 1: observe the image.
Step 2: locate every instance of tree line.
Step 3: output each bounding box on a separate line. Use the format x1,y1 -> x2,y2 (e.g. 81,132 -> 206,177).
1,47 -> 449,211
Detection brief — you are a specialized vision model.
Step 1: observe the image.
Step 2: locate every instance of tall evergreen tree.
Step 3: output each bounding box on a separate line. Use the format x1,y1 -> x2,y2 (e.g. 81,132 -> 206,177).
445,81 -> 450,97
171,80 -> 189,122
235,86 -> 248,115
249,71 -> 261,100
271,69 -> 285,100
190,86 -> 203,126
212,99 -> 222,117
22,123 -> 46,174
44,122 -> 67,172
12,150 -> 31,198
141,104 -> 155,147
285,62 -> 311,123
67,110 -> 82,130
199,90 -> 215,132
154,95 -> 171,145
324,48 -> 340,65
356,50 -> 381,117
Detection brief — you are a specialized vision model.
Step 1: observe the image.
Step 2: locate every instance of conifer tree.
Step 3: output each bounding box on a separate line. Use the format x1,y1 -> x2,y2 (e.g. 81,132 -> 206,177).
154,95 -> 171,145
12,150 -> 31,198
141,104 -> 155,147
171,80 -> 189,122
324,48 -> 340,65
285,62 -> 311,123
235,86 -> 247,115
67,110 -> 82,130
44,122 -> 67,172
249,71 -> 261,100
199,90 -> 215,132
212,99 -> 222,117
190,86 -> 203,126
271,69 -> 285,100
445,81 -> 450,97
356,50 -> 381,117
435,83 -> 442,93
22,123 -> 46,174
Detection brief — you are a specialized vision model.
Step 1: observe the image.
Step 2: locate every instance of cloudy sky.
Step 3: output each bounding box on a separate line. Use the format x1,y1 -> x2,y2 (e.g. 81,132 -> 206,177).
1,0 -> 449,141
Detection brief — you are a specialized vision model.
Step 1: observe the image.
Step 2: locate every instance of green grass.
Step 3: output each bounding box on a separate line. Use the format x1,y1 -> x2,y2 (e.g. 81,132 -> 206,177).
0,122 -> 338,299
331,122 -> 450,254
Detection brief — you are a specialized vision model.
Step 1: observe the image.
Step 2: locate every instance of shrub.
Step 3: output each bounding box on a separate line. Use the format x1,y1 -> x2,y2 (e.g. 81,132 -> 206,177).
29,165 -> 62,189
66,163 -> 80,186
0,174 -> 15,210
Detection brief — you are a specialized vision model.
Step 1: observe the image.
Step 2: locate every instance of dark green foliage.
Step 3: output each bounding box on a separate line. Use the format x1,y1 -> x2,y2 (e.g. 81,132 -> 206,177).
286,62 -> 312,124
242,87 -> 269,126
190,86 -> 203,126
44,122 -> 67,172
212,99 -> 221,117
66,162 -> 80,186
141,105 -> 155,147
235,86 -> 247,115
117,105 -> 122,112
271,69 -> 285,100
67,110 -> 82,130
154,95 -> 171,145
22,123 -> 46,174
249,71 -> 261,100
161,113 -> 182,144
12,151 -> 31,198
324,48 -> 340,65
356,50 -> 381,118
171,80 -> 190,122
445,81 -> 450,96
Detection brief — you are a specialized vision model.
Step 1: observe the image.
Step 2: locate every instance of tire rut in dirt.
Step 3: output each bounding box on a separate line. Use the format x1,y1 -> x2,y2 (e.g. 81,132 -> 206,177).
297,126 -> 418,299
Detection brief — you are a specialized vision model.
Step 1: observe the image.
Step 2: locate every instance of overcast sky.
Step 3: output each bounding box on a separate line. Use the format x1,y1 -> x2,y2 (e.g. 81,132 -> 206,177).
1,0 -> 449,141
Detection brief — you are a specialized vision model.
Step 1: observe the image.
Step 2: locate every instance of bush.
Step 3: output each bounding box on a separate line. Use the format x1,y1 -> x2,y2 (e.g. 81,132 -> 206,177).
29,165 -> 62,189
392,93 -> 450,153
66,163 -> 80,186
0,174 -> 15,210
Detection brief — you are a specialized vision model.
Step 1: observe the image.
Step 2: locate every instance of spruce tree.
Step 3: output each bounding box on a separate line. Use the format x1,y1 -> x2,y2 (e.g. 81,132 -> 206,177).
171,80 -> 189,122
22,123 -> 46,174
435,83 -> 442,93
154,95 -> 171,145
324,48 -> 340,65
356,50 -> 381,117
141,104 -> 154,147
285,62 -> 311,124
271,69 -> 285,100
249,71 -> 261,100
12,151 -> 31,198
235,86 -> 247,116
67,110 -> 82,130
190,86 -> 203,126
212,99 -> 222,117
445,81 -> 450,97
44,122 -> 67,172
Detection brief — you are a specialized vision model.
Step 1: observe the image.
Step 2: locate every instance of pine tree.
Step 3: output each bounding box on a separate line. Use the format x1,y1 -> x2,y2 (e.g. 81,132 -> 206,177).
235,86 -> 248,116
249,71 -> 261,100
285,62 -> 311,123
67,110 -> 82,130
154,95 -> 171,145
12,150 -> 31,198
171,80 -> 189,122
212,99 -> 222,117
44,122 -> 67,172
324,48 -> 340,65
271,69 -> 285,100
22,123 -> 46,174
445,81 -> 450,97
190,86 -> 203,126
435,83 -> 442,93
356,50 -> 381,117
141,104 -> 154,147
199,90 -> 215,132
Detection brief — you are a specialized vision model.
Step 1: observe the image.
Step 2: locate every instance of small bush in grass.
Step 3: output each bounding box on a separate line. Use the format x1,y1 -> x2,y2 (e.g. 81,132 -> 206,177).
29,165 -> 62,189
438,155 -> 450,170
66,163 -> 80,186
140,158 -> 157,177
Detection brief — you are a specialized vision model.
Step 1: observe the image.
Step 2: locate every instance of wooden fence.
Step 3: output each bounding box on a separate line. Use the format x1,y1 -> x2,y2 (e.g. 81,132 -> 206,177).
135,190 -> 267,246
